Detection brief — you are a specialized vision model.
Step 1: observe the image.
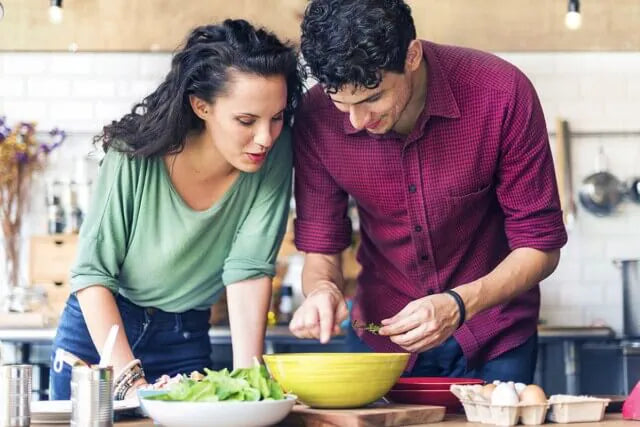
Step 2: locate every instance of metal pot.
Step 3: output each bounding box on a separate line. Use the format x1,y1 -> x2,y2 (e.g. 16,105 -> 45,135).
578,147 -> 626,216
614,259 -> 640,338
627,177 -> 640,203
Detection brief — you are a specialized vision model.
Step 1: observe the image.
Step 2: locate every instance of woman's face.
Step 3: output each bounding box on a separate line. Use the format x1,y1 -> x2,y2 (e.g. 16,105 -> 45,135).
200,70 -> 288,173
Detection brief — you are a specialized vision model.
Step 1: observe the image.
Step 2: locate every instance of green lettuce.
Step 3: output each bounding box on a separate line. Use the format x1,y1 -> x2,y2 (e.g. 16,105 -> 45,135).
145,361 -> 285,403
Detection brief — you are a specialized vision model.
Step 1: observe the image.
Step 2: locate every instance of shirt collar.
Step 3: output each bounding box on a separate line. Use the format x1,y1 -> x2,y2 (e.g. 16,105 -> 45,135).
342,40 -> 461,136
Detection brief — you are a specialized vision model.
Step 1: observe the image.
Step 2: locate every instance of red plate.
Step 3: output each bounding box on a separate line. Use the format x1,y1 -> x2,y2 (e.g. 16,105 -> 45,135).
393,377 -> 484,391
386,389 -> 463,413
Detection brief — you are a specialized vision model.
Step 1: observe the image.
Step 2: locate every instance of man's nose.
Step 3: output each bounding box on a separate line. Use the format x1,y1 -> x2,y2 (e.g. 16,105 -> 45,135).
349,106 -> 369,130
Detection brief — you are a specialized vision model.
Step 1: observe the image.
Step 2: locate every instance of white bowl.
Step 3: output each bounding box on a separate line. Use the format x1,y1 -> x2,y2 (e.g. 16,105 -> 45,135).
139,394 -> 296,427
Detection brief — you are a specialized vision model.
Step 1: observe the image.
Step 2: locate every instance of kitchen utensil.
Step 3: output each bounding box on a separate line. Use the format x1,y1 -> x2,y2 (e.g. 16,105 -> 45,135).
578,146 -> 626,216
263,353 -> 409,409
0,365 -> 32,427
385,389 -> 463,413
138,392 -> 296,427
392,377 -> 484,391
555,118 -> 577,228
53,348 -> 88,374
99,324 -> 119,368
613,259 -> 640,338
627,177 -> 640,203
282,403 -> 445,426
70,365 -> 113,427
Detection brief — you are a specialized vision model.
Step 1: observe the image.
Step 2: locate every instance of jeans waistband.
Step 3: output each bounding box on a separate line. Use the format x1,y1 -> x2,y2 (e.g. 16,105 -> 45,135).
114,293 -> 211,326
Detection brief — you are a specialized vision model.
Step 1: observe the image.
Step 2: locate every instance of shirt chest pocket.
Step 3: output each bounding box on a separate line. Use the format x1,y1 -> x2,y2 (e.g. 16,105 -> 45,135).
430,183 -> 495,254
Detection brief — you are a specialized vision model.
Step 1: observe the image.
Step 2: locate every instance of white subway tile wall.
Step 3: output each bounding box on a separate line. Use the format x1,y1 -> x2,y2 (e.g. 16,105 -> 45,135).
0,51 -> 638,334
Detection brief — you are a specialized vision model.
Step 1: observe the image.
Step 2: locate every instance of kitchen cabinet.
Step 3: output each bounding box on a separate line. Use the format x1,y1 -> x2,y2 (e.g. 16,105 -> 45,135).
2,0 -> 640,52
29,235 -> 77,316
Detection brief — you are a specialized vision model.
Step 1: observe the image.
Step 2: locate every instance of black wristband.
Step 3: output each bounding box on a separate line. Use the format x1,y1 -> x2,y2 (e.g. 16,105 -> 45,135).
445,289 -> 466,329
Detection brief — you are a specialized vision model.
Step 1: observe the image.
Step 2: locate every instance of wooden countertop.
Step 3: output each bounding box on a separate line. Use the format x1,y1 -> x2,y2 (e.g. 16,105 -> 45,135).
434,414 -> 630,427
103,414 -> 630,427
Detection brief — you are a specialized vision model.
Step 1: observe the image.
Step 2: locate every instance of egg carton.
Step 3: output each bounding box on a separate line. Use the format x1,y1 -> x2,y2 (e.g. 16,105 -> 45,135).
547,395 -> 610,423
451,385 -> 548,426
459,400 -> 548,426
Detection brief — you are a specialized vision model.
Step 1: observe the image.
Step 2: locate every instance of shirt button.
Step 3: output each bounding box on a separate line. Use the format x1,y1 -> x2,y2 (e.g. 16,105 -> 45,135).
414,225 -> 422,232
421,254 -> 429,261
408,184 -> 417,193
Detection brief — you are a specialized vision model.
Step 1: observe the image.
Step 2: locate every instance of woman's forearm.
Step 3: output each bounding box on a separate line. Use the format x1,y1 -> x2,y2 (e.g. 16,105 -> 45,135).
75,285 -> 136,375
226,277 -> 272,369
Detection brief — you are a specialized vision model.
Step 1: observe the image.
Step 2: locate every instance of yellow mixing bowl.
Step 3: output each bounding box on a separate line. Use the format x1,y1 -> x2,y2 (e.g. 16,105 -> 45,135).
263,353 -> 410,408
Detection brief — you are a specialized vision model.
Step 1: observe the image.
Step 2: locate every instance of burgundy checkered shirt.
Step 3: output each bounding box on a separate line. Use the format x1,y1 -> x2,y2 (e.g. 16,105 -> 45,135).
293,41 -> 567,370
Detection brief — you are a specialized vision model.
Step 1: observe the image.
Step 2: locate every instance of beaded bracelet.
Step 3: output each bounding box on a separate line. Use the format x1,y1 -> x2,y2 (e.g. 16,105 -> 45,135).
114,359 -> 142,384
113,359 -> 145,401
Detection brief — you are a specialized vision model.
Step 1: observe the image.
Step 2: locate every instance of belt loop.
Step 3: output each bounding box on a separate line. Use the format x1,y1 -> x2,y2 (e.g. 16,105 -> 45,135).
174,313 -> 182,333
143,307 -> 153,325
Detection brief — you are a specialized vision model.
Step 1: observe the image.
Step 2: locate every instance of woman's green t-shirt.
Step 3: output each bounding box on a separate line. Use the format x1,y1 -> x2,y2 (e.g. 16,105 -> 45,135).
70,128 -> 292,312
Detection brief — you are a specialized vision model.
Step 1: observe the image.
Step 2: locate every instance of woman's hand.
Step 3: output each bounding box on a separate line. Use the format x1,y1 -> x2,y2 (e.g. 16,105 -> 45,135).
289,281 -> 348,344
123,377 -> 150,400
377,293 -> 460,353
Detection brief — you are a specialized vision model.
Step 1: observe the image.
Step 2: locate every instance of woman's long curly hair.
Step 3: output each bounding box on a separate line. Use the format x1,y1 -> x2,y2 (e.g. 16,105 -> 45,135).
96,19 -> 304,157
300,0 -> 416,94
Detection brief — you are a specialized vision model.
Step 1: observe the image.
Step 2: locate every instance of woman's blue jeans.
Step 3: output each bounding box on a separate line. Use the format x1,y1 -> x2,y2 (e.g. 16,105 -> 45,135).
49,294 -> 212,400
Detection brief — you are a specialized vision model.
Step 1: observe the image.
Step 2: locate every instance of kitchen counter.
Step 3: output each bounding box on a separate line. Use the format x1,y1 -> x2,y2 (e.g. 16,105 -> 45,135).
96,413 -> 631,426
433,414 -> 630,427
0,325 -> 614,344
0,325 -> 618,397
538,326 -> 614,339
535,327 -> 615,395
0,325 -> 308,344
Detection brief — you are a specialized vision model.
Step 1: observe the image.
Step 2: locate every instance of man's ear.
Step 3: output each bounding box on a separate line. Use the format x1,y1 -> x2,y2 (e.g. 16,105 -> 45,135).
189,95 -> 211,120
405,39 -> 423,72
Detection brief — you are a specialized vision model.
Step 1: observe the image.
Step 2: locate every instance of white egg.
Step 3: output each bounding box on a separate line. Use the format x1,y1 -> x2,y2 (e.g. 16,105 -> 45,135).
491,382 -> 520,406
514,382 -> 527,396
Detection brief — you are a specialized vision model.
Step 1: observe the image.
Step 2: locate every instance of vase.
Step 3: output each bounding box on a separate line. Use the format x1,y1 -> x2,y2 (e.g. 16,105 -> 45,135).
1,226 -> 27,312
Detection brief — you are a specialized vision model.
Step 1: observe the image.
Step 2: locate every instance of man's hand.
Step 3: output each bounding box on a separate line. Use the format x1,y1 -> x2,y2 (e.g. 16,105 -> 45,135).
378,293 -> 460,353
289,281 -> 349,344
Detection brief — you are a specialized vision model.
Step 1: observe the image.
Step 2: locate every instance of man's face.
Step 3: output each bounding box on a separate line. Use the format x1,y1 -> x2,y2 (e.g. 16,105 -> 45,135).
328,71 -> 413,134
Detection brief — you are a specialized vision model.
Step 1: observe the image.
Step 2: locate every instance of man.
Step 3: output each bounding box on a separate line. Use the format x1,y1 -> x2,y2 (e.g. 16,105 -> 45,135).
289,0 -> 567,382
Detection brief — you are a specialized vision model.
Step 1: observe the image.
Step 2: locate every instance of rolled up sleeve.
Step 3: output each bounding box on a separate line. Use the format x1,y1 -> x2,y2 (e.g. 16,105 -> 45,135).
293,120 -> 352,254
222,129 -> 293,285
70,151 -> 133,294
496,71 -> 568,251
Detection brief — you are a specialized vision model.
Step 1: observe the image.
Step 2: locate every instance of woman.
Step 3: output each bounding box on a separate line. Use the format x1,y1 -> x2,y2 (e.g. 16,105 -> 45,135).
49,19 -> 303,400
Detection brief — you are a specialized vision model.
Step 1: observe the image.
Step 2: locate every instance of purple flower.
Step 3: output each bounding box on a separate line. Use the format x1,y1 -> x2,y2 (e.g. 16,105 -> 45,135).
0,121 -> 10,143
49,128 -> 66,146
19,122 -> 34,135
15,152 -> 30,164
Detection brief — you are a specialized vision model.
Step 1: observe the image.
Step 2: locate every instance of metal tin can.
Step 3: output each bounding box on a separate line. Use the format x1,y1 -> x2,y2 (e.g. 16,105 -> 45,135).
0,364 -> 32,427
70,365 -> 113,427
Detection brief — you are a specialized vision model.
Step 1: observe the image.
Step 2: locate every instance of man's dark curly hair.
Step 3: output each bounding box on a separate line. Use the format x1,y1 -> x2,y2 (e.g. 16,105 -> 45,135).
300,0 -> 416,94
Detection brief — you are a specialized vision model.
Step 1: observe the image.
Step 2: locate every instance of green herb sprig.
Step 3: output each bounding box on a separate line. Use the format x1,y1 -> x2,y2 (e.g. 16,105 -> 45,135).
352,320 -> 382,335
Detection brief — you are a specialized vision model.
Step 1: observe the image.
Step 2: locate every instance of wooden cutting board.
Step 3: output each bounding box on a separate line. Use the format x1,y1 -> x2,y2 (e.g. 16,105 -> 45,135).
280,403 -> 446,427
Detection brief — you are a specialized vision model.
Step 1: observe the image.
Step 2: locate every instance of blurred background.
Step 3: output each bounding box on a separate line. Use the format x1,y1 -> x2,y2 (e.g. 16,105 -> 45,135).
0,0 -> 638,402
